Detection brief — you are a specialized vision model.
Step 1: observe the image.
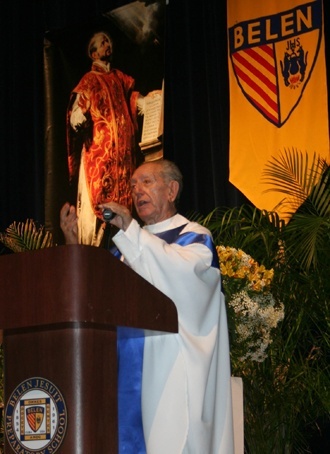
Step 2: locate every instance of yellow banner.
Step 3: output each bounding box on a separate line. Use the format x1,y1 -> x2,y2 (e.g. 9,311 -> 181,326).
227,0 -> 329,218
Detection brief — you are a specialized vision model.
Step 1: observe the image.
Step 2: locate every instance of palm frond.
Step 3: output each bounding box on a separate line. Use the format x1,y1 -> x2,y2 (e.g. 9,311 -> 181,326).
262,148 -> 329,215
261,149 -> 330,270
0,219 -> 53,253
307,164 -> 330,216
284,214 -> 330,269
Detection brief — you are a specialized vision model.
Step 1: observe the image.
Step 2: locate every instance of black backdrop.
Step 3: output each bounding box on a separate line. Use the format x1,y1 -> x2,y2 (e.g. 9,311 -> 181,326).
1,0 -> 329,240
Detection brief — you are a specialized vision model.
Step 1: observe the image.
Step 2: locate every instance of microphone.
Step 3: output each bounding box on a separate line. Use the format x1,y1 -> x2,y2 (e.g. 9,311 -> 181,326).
103,208 -> 115,222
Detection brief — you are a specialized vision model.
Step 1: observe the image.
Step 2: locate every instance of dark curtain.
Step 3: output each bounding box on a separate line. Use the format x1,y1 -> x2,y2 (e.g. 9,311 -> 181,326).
1,0 -> 329,235
164,0 -> 248,215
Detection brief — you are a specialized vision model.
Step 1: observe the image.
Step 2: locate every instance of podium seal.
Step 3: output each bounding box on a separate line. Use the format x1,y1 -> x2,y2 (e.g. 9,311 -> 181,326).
5,377 -> 67,453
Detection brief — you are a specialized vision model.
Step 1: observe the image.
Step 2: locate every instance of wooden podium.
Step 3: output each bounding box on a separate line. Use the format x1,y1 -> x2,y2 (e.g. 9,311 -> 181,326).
0,245 -> 178,453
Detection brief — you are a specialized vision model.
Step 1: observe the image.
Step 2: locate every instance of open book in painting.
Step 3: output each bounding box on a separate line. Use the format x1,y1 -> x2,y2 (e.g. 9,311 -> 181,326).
139,80 -> 164,156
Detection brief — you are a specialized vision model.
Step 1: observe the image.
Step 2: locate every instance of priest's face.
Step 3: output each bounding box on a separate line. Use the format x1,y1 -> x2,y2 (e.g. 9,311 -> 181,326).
130,163 -> 178,225
91,33 -> 112,62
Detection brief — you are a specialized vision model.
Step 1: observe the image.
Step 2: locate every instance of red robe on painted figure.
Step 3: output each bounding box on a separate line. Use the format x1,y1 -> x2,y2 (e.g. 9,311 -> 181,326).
67,61 -> 140,245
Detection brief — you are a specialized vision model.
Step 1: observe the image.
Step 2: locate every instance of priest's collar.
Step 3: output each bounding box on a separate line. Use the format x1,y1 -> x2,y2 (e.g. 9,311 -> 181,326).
92,60 -> 111,72
143,213 -> 186,235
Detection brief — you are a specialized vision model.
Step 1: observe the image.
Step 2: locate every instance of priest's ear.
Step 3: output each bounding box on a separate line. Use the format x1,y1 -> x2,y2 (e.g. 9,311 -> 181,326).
168,180 -> 180,203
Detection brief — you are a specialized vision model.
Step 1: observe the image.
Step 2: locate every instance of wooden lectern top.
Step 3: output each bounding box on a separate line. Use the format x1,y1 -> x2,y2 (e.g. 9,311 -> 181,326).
0,244 -> 178,333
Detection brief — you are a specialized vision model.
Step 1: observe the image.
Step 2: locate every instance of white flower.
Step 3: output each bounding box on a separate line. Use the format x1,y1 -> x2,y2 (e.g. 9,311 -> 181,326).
228,290 -> 284,363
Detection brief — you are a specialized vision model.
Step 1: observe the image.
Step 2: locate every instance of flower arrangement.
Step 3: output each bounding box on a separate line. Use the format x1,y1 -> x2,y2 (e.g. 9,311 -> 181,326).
216,245 -> 284,366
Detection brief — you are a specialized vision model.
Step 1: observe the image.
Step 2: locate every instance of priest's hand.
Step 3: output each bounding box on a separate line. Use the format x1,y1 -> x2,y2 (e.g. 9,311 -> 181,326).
60,202 -> 78,244
99,202 -> 133,232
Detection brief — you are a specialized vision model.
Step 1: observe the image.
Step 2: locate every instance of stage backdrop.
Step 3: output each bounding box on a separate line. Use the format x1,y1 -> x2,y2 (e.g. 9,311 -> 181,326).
43,0 -> 165,244
227,0 -> 329,219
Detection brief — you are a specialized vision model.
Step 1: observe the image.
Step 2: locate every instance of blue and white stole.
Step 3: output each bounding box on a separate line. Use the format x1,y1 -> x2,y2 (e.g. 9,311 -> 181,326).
114,223 -> 219,453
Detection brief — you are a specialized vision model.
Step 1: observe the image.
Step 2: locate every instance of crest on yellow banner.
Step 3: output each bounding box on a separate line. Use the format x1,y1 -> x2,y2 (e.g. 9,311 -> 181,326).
228,2 -> 322,127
